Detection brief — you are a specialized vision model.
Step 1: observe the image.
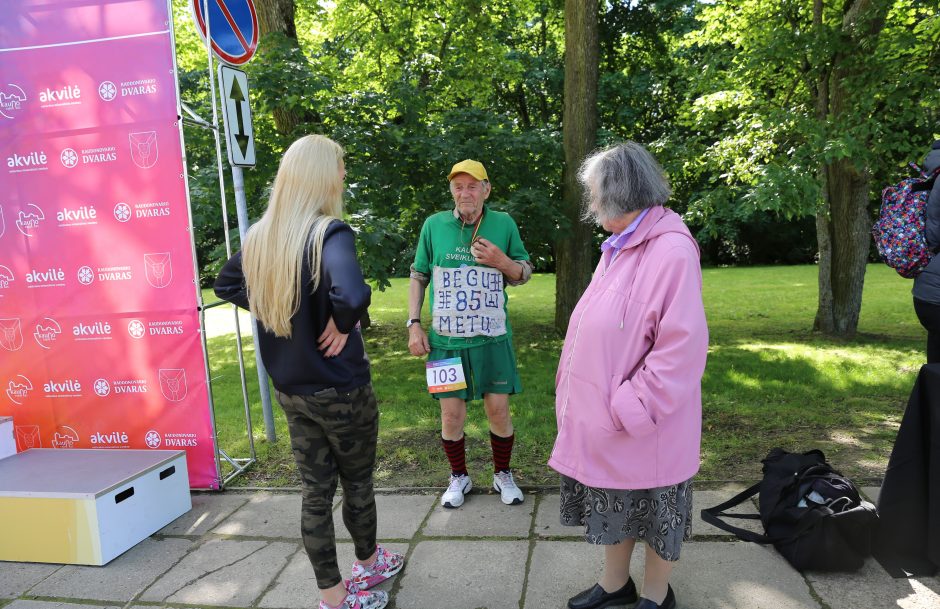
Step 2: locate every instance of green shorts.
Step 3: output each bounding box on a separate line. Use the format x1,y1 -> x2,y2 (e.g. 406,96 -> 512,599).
428,339 -> 522,401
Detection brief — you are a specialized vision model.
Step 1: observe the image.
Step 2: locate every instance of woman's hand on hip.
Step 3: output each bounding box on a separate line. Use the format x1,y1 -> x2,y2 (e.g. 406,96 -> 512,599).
318,317 -> 348,358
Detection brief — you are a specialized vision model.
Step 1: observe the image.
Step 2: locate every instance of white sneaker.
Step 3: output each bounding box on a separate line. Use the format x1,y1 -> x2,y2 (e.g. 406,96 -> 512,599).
493,470 -> 524,505
441,473 -> 472,508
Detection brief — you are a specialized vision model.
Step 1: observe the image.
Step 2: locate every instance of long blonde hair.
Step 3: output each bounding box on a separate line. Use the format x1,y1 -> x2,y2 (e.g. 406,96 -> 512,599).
242,135 -> 345,337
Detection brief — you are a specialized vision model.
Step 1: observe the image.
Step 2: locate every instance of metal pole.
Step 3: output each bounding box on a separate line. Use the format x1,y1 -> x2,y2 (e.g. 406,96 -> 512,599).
203,0 -> 256,465
230,166 -> 276,442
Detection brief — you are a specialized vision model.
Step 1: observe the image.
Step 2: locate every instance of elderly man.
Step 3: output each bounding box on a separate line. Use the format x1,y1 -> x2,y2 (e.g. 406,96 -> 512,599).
408,159 -> 534,508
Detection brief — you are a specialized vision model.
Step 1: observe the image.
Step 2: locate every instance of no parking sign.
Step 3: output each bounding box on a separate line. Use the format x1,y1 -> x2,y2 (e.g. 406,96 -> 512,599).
191,0 -> 258,66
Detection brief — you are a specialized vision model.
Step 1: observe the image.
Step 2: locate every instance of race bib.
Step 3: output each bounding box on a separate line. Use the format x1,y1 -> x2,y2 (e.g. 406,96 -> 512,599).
426,357 -> 467,393
432,265 -> 506,338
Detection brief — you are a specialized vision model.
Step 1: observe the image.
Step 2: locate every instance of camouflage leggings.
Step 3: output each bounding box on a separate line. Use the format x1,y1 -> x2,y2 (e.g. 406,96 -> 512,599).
276,384 -> 379,589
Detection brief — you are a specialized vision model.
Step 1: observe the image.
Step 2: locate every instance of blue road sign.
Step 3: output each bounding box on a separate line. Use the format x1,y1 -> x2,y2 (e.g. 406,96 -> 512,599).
191,0 -> 258,66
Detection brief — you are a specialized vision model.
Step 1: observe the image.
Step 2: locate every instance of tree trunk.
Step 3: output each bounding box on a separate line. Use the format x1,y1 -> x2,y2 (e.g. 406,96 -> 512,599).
812,0 -> 887,337
812,0 -> 835,333
256,0 -> 296,38
817,161 -> 871,336
813,181 -> 834,333
814,100 -> 872,337
255,0 -> 305,136
555,0 -> 599,334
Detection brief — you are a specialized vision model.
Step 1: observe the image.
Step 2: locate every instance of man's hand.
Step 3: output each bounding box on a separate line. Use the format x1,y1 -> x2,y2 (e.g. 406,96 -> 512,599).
471,237 -> 511,268
408,324 -> 431,356
318,317 -> 348,358
472,237 -> 522,281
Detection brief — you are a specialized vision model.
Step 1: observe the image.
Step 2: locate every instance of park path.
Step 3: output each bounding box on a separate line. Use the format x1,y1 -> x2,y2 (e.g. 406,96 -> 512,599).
3,485 -> 938,609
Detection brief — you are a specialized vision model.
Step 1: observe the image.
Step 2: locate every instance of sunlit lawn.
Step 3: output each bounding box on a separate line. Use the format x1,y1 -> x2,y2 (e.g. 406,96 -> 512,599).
205,264 -> 923,487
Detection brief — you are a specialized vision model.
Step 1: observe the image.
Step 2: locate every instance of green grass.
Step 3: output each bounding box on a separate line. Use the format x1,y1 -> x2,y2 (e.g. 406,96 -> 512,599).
205,264 -> 922,487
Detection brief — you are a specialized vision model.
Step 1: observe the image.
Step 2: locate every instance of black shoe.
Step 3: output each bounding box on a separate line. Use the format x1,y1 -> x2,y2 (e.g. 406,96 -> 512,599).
567,578 -> 638,609
634,585 -> 676,609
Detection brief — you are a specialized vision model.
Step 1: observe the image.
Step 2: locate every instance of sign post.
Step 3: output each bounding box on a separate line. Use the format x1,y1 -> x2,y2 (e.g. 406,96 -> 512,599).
215,64 -> 275,443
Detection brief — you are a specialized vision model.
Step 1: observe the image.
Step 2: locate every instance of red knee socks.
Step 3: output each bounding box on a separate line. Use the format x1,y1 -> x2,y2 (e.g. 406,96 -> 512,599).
490,431 -> 514,473
441,435 -> 468,477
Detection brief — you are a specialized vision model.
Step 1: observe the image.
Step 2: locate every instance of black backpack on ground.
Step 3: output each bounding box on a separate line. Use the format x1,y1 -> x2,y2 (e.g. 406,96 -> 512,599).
700,448 -> 878,572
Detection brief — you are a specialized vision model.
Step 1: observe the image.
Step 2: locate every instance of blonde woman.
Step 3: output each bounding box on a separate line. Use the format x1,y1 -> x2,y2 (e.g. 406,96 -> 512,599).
214,135 -> 403,609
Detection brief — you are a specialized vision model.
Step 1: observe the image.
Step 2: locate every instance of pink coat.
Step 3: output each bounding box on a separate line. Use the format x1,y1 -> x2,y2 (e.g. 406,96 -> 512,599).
548,206 -> 708,489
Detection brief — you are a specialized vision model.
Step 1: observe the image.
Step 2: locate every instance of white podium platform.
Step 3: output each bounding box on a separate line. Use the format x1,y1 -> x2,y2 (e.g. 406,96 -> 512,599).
0,448 -> 191,565
0,417 -> 13,459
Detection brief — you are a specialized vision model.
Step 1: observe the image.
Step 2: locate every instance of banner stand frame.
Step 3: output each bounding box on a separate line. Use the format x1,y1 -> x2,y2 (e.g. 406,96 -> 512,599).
172,0 -> 258,489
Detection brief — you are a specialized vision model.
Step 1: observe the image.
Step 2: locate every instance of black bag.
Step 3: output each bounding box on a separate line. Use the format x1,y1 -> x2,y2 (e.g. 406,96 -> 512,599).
701,448 -> 879,572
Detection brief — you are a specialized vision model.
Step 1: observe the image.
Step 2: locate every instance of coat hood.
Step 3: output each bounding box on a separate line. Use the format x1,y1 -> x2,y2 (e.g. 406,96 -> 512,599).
623,205 -> 700,255
925,140 -> 940,175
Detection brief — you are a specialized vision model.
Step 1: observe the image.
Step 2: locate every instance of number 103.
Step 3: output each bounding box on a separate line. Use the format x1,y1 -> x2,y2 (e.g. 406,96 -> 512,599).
432,367 -> 459,384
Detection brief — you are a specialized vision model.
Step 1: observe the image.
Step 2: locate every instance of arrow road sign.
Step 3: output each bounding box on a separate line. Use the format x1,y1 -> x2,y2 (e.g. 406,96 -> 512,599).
218,65 -> 255,167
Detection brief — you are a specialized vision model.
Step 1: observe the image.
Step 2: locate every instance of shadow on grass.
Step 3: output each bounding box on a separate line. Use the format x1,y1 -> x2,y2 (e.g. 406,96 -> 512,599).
207,323 -> 921,487
699,342 -> 919,482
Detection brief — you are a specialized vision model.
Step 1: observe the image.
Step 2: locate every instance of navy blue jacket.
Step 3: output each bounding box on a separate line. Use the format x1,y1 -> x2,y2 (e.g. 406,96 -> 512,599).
912,141 -> 940,304
214,221 -> 371,394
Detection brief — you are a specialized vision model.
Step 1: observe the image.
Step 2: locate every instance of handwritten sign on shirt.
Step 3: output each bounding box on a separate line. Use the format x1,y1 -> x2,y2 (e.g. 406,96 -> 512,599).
432,265 -> 506,338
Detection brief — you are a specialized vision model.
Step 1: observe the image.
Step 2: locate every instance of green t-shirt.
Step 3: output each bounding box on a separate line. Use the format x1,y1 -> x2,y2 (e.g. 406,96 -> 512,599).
413,207 -> 530,349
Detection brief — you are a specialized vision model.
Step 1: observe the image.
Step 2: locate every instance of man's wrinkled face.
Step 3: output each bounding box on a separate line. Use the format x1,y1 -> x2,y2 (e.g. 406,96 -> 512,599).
450,173 -> 490,220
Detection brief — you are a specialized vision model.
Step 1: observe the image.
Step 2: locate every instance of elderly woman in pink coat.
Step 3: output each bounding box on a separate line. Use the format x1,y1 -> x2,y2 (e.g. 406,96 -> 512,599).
549,142 -> 708,609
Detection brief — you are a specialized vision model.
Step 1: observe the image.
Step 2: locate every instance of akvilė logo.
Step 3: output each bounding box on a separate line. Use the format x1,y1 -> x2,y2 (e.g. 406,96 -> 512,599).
34,317 -> 61,349
15,203 -> 44,237
72,319 -> 112,340
0,84 -> 27,119
89,430 -> 129,446
145,429 -> 161,448
0,318 -> 23,351
38,85 -> 81,108
5,374 -> 32,405
52,425 -> 79,449
6,150 -> 48,173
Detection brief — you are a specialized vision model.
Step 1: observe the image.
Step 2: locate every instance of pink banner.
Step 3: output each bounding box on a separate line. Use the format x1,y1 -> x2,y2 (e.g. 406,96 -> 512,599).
0,0 -> 219,488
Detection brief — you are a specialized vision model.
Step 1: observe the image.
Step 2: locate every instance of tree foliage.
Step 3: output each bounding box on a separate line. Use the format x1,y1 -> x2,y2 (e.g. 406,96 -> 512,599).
681,0 -> 939,334
172,0 -> 939,334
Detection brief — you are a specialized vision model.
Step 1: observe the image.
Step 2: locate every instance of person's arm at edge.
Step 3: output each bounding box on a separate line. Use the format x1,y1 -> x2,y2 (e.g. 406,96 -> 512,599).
322,224 -> 371,333
213,251 -> 251,310
924,141 -> 940,250
504,218 -> 533,286
504,260 -> 533,286
408,269 -> 431,355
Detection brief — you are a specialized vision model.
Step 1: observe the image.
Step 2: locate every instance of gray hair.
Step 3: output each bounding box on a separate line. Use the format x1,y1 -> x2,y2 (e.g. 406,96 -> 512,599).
578,142 -> 671,224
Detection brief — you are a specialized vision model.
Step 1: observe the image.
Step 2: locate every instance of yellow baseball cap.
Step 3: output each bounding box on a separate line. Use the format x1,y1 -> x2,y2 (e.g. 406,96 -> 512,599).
448,159 -> 488,182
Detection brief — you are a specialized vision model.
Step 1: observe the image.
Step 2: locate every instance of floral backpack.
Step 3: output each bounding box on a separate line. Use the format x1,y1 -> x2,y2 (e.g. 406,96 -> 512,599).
871,163 -> 940,278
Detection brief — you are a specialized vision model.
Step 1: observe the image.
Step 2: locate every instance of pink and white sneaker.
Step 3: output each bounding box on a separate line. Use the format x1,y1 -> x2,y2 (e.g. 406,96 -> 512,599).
346,544 -> 405,591
317,588 -> 387,609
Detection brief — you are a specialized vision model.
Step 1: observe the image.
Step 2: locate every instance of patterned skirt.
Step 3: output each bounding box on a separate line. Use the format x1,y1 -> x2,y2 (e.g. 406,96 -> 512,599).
559,475 -> 694,561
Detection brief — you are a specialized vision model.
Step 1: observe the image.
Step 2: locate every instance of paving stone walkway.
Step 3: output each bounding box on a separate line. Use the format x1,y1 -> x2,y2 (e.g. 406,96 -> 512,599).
2,486 -> 938,609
